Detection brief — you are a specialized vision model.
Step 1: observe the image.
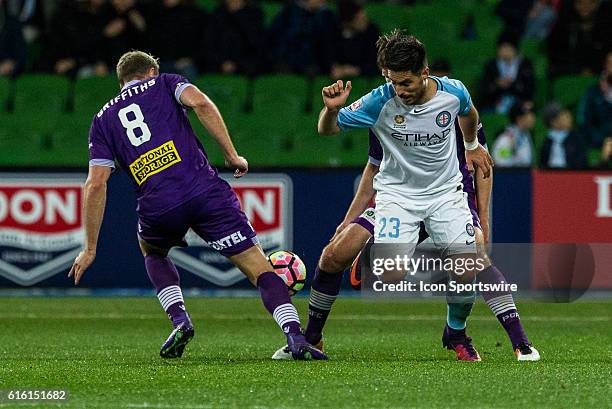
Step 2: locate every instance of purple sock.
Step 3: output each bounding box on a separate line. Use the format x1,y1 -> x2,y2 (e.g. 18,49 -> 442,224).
478,264 -> 529,348
145,254 -> 188,327
257,271 -> 302,338
304,266 -> 343,345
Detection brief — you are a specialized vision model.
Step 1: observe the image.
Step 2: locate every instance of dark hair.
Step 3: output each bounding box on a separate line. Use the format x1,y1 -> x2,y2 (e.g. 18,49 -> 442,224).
338,0 -> 363,23
376,30 -> 427,74
509,101 -> 531,123
543,102 -> 563,127
116,51 -> 160,85
496,30 -> 519,49
375,33 -> 390,70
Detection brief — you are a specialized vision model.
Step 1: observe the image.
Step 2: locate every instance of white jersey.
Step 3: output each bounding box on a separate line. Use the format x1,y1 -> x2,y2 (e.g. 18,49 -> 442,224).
337,76 -> 472,206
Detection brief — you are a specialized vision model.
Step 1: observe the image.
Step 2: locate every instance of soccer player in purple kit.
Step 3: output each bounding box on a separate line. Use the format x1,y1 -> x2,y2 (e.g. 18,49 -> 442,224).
68,51 -> 327,361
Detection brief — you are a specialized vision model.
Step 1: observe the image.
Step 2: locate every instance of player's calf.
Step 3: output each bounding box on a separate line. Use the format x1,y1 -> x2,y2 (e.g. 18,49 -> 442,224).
305,223 -> 371,346
472,229 -> 537,357
144,253 -> 191,328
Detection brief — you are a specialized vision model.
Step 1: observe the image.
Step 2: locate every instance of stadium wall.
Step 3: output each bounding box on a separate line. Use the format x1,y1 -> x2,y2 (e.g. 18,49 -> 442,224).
0,169 -> 610,290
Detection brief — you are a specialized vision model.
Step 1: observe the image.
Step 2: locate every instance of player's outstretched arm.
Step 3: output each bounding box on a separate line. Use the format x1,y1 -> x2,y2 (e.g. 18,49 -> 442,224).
318,80 -> 352,135
69,165 -> 112,285
180,85 -> 248,178
332,162 -> 379,239
460,105 -> 493,178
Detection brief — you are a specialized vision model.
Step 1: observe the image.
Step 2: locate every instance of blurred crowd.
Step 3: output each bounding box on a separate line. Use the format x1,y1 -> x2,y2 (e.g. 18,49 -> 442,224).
487,0 -> 611,169
0,0 -> 610,168
0,0 -> 382,78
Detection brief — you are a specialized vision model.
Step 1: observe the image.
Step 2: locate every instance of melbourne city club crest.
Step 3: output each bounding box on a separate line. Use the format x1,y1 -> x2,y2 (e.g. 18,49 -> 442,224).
169,174 -> 293,287
436,111 -> 452,127
0,174 -> 86,286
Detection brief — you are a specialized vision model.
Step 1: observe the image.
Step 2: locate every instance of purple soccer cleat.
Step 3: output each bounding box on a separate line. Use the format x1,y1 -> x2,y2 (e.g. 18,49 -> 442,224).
160,320 -> 194,359
442,324 -> 481,362
286,334 -> 328,361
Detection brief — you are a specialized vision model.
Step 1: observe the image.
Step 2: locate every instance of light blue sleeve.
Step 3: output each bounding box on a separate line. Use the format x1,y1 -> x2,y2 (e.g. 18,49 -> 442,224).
439,77 -> 472,116
337,84 -> 394,131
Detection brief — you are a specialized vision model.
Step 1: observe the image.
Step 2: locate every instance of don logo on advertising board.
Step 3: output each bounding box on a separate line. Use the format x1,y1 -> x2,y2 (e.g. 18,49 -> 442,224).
169,174 -> 293,287
0,174 -> 85,286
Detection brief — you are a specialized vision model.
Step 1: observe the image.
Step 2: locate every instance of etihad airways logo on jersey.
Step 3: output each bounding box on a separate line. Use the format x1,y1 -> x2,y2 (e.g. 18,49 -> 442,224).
0,174 -> 86,286
391,128 -> 452,147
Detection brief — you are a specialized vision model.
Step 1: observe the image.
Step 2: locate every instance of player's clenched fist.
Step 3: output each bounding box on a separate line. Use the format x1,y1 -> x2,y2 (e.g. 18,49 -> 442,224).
322,80 -> 352,111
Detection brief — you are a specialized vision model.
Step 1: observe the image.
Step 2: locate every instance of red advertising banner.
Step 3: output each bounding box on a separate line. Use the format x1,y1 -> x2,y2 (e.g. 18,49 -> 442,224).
532,170 -> 612,289
0,174 -> 86,286
533,170 -> 612,242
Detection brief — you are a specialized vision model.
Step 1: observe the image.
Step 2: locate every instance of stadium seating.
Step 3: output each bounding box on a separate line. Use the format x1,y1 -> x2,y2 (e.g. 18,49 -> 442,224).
73,76 -> 119,115
13,74 -> 70,114
480,112 -> 508,141
195,74 -> 248,118
253,74 -> 308,117
365,3 -> 410,34
587,149 -> 602,167
0,1 -> 602,168
0,76 -> 9,112
552,75 -> 597,109
261,1 -> 282,25
0,112 -> 58,166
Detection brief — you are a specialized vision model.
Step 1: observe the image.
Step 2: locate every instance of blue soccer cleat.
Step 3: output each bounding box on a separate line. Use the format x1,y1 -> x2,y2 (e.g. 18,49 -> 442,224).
160,320 -> 194,359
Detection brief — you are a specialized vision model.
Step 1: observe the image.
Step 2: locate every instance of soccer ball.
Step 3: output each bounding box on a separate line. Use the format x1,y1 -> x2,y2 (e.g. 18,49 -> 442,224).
268,250 -> 307,295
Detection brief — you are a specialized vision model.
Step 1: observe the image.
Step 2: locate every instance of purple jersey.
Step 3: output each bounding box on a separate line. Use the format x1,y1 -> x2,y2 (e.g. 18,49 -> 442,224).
368,130 -> 383,166
454,119 -> 488,196
367,121 -> 487,194
88,74 -> 218,217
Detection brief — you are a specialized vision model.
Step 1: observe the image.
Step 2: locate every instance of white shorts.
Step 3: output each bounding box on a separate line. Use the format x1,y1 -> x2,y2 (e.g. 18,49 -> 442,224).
374,186 -> 477,256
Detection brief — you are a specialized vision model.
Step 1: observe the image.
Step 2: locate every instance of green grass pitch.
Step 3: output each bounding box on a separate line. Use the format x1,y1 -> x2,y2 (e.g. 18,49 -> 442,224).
1,297 -> 610,408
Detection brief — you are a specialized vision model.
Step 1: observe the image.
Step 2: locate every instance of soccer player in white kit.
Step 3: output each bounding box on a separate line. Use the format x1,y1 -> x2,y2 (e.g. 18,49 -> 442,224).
318,31 -> 494,361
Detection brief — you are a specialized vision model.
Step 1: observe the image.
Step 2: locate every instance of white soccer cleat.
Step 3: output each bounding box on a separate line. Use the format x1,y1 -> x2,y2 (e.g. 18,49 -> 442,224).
515,343 -> 541,361
272,338 -> 325,360
271,345 -> 292,360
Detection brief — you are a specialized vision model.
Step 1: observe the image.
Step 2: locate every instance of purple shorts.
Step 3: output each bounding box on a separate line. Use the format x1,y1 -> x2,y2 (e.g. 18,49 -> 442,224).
137,179 -> 258,257
350,192 -> 481,237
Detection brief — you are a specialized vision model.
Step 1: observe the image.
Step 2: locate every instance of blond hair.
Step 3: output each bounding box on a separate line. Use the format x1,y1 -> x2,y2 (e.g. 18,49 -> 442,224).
116,51 -> 160,86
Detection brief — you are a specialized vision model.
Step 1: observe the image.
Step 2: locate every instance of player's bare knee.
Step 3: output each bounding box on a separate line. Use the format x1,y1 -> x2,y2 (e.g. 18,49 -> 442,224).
319,243 -> 346,273
320,224 -> 370,273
